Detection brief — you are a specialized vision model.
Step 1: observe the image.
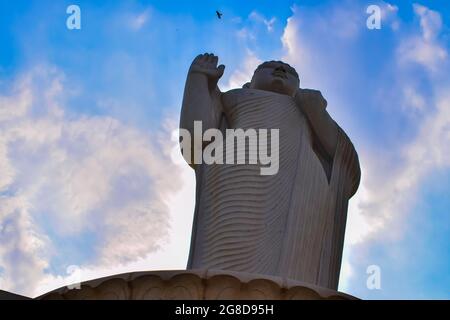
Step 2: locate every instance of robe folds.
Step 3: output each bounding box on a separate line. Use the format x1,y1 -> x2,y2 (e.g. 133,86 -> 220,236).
186,88 -> 360,290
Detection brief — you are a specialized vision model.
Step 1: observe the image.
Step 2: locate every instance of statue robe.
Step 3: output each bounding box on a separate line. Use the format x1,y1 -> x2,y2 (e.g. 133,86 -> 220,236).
186,88 -> 360,290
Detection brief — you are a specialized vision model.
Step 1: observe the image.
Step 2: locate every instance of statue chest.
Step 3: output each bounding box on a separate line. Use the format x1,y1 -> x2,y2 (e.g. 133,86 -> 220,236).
221,89 -> 310,137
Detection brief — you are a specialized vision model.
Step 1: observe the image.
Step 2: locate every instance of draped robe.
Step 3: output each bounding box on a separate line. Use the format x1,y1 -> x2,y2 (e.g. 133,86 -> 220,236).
186,88 -> 360,290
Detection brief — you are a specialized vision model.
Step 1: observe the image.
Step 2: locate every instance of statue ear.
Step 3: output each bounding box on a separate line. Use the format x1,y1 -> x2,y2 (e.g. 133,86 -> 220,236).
242,82 -> 251,89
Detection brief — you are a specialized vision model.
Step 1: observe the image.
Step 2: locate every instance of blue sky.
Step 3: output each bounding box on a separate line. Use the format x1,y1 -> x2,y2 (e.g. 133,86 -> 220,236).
0,0 -> 449,299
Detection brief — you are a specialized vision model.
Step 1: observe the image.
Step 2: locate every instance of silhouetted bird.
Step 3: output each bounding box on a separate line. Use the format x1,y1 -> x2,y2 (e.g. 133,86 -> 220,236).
216,11 -> 223,19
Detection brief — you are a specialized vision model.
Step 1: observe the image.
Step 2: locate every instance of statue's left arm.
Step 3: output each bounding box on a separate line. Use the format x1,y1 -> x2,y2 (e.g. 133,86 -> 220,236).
295,89 -> 360,197
295,89 -> 337,158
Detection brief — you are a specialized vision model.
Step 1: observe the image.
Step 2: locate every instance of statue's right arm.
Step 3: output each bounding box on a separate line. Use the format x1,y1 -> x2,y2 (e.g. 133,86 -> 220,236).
180,73 -> 222,135
180,53 -> 225,166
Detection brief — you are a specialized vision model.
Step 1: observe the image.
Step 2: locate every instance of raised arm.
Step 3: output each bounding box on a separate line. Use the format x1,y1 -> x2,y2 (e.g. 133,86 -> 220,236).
181,53 -> 225,134
180,53 -> 225,166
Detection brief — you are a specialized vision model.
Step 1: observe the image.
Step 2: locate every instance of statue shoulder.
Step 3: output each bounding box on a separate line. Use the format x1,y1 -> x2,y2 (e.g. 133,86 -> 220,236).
221,88 -> 243,109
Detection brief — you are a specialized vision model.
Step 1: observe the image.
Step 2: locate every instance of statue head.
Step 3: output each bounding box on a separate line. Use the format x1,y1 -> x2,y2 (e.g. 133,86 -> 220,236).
245,61 -> 299,97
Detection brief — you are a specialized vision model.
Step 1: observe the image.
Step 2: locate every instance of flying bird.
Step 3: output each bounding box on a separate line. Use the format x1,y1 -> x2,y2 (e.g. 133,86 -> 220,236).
216,10 -> 223,19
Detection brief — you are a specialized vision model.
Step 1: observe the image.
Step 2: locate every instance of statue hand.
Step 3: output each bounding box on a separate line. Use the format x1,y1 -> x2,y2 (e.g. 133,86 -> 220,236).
295,88 -> 328,112
189,53 -> 225,87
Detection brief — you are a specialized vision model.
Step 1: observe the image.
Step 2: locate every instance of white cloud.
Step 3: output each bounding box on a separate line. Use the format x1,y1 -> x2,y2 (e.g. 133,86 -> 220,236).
280,4 -> 349,88
413,4 -> 443,41
236,11 -> 277,43
281,2 -> 399,88
397,4 -> 447,73
380,2 -> 400,31
236,28 -> 256,41
221,50 -> 262,91
249,11 -> 277,32
129,10 -> 151,31
352,4 -> 450,241
0,78 -> 32,121
0,66 -> 184,296
281,7 -> 307,64
345,89 -> 450,245
0,195 -> 50,295
402,86 -> 426,111
281,1 -> 449,243
33,152 -> 196,297
345,5 -> 449,294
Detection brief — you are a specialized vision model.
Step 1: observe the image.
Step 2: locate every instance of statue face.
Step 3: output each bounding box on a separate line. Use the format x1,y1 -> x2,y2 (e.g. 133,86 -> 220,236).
250,61 -> 299,96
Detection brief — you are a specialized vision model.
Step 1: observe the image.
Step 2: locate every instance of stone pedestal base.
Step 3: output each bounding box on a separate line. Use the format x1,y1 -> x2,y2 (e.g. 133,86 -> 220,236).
37,269 -> 356,300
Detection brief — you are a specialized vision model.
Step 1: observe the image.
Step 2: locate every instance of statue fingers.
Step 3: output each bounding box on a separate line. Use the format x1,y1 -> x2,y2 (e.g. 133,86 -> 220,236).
211,55 -> 219,68
322,97 -> 328,109
192,54 -> 203,64
205,53 -> 217,68
199,53 -> 210,64
191,54 -> 209,70
216,64 -> 225,78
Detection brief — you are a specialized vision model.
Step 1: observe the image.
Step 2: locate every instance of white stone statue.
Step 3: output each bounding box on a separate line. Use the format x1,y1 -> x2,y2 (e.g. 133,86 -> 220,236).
180,53 -> 360,290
